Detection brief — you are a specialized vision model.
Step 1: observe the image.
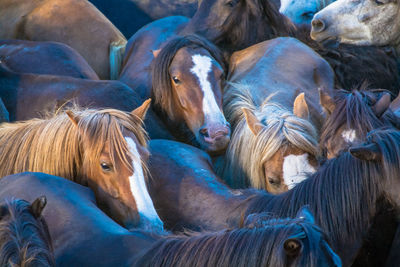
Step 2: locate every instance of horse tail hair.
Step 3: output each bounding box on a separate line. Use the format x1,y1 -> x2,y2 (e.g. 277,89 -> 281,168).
109,39 -> 127,80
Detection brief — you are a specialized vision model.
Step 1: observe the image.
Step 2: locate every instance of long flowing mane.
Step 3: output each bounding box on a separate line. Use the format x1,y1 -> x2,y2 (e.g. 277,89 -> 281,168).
151,34 -> 225,122
0,199 -> 54,267
241,128 -> 400,251
320,89 -> 400,156
135,214 -> 339,267
0,108 -> 147,184
219,82 -> 318,189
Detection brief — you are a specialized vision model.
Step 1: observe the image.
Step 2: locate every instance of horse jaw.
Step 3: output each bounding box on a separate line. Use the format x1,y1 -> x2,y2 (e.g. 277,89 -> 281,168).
125,137 -> 164,232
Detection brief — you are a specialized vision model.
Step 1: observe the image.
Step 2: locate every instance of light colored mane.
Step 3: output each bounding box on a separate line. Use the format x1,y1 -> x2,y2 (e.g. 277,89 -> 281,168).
0,108 -> 147,184
219,82 -> 319,189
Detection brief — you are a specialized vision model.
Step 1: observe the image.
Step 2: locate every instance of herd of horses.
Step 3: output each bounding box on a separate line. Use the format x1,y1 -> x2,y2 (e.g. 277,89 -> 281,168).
1,0 -> 400,266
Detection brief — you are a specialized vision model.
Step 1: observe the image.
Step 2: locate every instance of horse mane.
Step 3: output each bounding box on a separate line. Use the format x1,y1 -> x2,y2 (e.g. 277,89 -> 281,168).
151,34 -> 226,122
135,213 -> 337,267
0,108 -> 147,184
219,82 -> 318,189
320,88 -> 400,156
0,199 -> 55,267
242,128 -> 400,248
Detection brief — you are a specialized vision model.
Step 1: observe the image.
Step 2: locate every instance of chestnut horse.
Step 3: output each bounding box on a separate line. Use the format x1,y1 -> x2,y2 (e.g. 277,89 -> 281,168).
0,40 -> 99,79
214,37 -> 334,193
0,172 -> 341,266
147,128 -> 400,266
120,34 -> 230,153
0,62 -> 172,140
0,197 -> 55,267
0,102 -> 164,231
0,0 -> 126,79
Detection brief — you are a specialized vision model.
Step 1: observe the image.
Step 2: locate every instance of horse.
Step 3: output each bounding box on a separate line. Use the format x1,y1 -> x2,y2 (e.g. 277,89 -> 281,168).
0,40 -> 99,80
0,172 -> 341,267
319,87 -> 399,159
120,34 -> 230,154
310,0 -> 400,54
0,0 -> 126,79
0,197 -> 55,267
147,128 -> 400,266
214,37 -> 334,193
279,0 -> 336,25
0,62 -> 172,140
0,102 -> 164,231
182,0 -> 400,92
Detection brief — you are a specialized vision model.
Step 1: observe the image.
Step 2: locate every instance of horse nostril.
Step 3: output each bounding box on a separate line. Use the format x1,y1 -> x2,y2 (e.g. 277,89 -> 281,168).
311,18 -> 326,33
199,127 -> 209,137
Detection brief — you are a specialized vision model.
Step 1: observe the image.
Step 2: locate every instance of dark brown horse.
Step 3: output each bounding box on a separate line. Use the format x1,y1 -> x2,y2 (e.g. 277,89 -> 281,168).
147,129 -> 400,266
121,34 -> 230,153
0,40 -> 99,79
0,197 -> 55,267
0,172 -> 341,267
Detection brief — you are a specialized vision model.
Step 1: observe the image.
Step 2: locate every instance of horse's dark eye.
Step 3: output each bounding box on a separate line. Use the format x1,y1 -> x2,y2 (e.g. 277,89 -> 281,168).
375,0 -> 384,5
268,177 -> 280,185
226,0 -> 236,7
100,162 -> 113,172
172,76 -> 181,84
301,11 -> 315,19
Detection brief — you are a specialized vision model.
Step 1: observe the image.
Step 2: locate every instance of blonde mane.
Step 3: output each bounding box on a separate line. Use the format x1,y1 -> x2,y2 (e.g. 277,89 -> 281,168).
0,108 -> 148,184
218,82 -> 319,189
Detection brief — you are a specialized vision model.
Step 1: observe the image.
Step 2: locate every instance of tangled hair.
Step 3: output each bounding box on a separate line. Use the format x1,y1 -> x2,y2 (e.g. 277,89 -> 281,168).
135,209 -> 340,267
151,34 -> 225,122
0,108 -> 148,184
0,199 -> 54,267
219,83 -> 318,189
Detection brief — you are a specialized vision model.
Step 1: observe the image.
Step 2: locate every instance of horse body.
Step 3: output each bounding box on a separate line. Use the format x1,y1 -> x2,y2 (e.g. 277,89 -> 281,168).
280,0 -> 335,25
0,40 -> 99,79
0,0 -> 126,79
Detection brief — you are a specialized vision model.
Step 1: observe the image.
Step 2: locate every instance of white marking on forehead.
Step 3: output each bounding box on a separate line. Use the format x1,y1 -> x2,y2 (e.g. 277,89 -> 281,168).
125,137 -> 164,232
342,129 -> 356,143
190,54 -> 226,124
283,153 -> 316,190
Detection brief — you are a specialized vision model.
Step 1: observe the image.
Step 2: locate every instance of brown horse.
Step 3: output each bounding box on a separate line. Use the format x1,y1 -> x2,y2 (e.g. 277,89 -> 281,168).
0,62 -> 172,140
0,172 -> 341,267
214,37 -> 334,193
0,102 -> 164,231
0,197 -> 55,267
0,0 -> 126,79
147,129 -> 400,266
121,34 -> 230,154
0,40 -> 99,79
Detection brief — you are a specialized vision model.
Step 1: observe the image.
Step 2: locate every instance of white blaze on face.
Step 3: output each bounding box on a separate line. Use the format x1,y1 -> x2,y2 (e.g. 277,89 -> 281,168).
283,153 -> 316,190
342,129 -> 356,143
125,137 -> 164,232
190,54 -> 226,125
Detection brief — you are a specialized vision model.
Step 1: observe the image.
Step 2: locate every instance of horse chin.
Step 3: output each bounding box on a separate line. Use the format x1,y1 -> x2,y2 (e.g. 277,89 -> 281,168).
199,135 -> 230,155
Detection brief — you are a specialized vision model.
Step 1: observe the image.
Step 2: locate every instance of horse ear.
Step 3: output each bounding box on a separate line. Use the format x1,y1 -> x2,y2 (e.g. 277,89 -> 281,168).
295,206 -> 315,224
319,88 -> 335,115
293,93 -> 310,120
283,239 -> 302,257
30,196 -> 47,218
390,92 -> 400,114
66,110 -> 80,126
372,93 -> 391,117
131,99 -> 151,120
152,49 -> 161,58
349,143 -> 381,161
242,108 -> 264,135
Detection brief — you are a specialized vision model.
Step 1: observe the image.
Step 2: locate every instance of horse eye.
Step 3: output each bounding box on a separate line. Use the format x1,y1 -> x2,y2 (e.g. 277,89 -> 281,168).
268,177 -> 280,185
374,0 -> 384,5
225,0 -> 235,7
172,76 -> 181,84
100,162 -> 113,172
301,11 -> 315,19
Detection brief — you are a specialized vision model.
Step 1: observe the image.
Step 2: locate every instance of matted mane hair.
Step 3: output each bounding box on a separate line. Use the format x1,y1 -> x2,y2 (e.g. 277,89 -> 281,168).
320,88 -> 400,156
219,82 -> 318,189
0,108 -> 148,184
135,210 -> 340,267
0,199 -> 54,267
151,34 -> 225,121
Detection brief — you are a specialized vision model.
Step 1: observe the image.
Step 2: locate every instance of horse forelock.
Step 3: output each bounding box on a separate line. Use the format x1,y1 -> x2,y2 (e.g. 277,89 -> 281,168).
0,199 -> 54,267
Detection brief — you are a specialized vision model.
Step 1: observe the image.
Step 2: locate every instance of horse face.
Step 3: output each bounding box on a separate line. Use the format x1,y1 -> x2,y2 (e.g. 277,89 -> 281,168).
91,132 -> 163,232
170,47 -> 230,154
311,0 -> 400,46
264,145 -> 317,194
280,0 -> 322,25
323,125 -> 360,159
